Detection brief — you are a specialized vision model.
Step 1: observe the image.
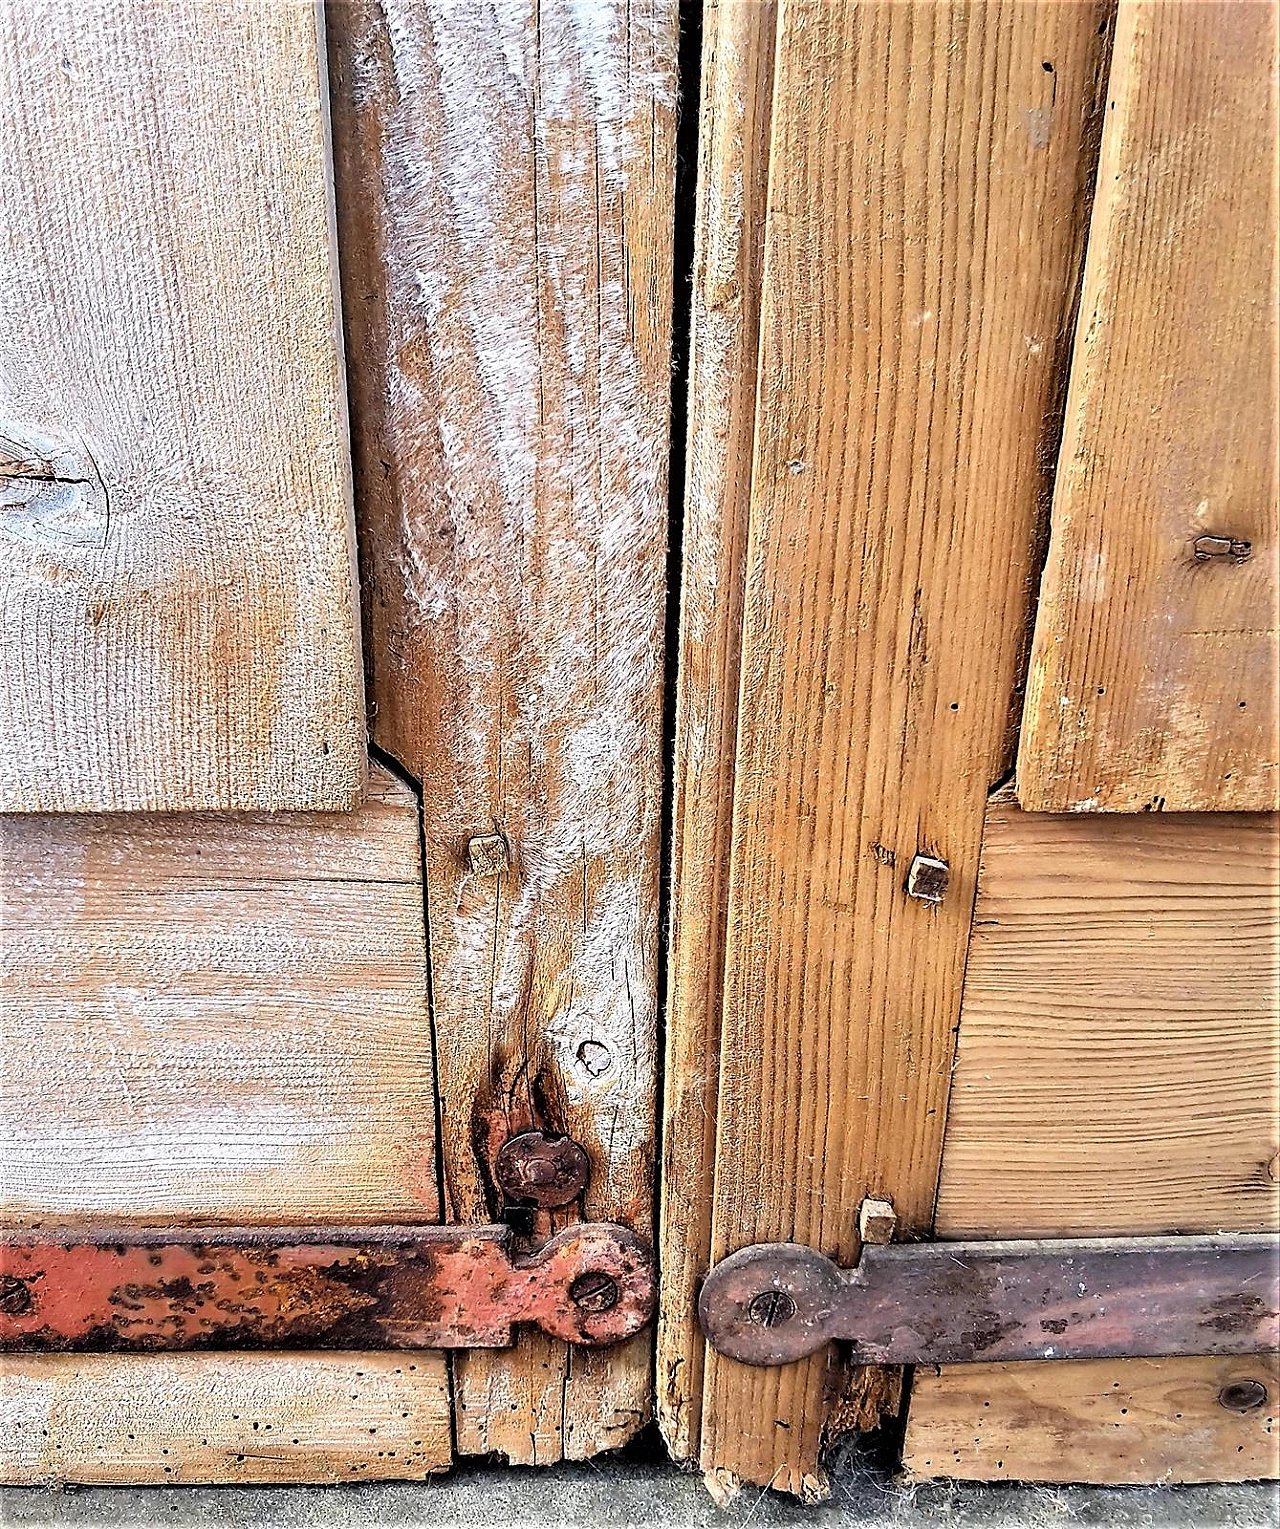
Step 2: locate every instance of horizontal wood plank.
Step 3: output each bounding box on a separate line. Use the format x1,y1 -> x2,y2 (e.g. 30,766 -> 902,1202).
2,1354 -> 452,1485
934,795 -> 1280,1238
0,0 -> 364,811
1017,0 -> 1279,813
904,1356 -> 1279,1485
1,765 -> 439,1224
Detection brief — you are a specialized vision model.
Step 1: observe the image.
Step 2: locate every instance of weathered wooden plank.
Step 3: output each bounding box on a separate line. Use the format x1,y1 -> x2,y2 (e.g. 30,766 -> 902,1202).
934,795 -> 1280,1239
0,0 -> 365,812
1017,0 -> 1279,813
327,0 -> 677,1463
657,0 -> 777,1464
693,2 -> 1113,1498
1,766 -> 439,1224
1,1354 -> 452,1485
904,1355 -> 1279,1485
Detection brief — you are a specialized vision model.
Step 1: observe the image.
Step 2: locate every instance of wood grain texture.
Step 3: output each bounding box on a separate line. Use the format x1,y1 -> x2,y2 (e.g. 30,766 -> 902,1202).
935,795 -> 1280,1239
694,2 -> 1114,1497
327,0 -> 676,1463
1,765 -> 439,1224
0,0 -> 364,813
657,0 -> 777,1464
1,1354 -> 452,1485
904,1355 -> 1279,1485
1017,0 -> 1279,813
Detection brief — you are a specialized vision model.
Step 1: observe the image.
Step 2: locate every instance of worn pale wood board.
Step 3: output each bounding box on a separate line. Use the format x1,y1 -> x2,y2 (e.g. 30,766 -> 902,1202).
327,0 -> 676,1463
935,796 -> 1280,1239
657,0 -> 777,1464
0,0 -> 364,812
693,1 -> 1113,1498
904,1356 -> 1280,1485
1,1354 -> 452,1485
1017,0 -> 1279,813
1,765 -> 439,1224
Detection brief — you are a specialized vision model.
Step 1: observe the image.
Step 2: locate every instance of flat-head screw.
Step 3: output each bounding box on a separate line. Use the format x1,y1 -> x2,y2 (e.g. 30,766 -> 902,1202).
569,1272 -> 620,1313
747,1290 -> 796,1329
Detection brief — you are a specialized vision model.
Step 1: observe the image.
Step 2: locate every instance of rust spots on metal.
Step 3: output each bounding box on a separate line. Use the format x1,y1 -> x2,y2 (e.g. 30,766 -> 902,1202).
0,1222 -> 654,1354
494,1130 -> 590,1209
698,1233 -> 1280,1367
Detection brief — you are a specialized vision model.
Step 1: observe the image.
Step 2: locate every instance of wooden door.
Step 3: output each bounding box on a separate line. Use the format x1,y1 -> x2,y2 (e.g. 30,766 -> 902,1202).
3,0 -> 678,1483
661,0 -> 1278,1502
2,0 -> 1275,1499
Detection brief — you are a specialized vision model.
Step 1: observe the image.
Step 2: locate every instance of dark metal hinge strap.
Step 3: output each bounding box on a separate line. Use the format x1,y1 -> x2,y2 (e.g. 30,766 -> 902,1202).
698,1232 -> 1280,1367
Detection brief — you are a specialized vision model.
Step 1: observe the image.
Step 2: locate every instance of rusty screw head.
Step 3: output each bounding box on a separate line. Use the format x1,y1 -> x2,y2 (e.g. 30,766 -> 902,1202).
495,1130 -> 591,1209
1218,1379 -> 1268,1413
747,1290 -> 797,1329
0,1275 -> 31,1315
569,1271 -> 620,1313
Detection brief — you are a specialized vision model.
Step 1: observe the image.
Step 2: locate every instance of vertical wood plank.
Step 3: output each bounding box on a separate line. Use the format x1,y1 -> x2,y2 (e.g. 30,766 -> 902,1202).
327,0 -> 677,1464
1017,0 -> 1279,813
657,0 -> 778,1463
0,0 -> 364,811
693,1 -> 1113,1497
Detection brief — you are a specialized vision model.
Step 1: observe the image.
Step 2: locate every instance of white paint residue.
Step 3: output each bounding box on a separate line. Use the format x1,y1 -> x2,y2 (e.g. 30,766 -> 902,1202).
367,1 -> 675,1172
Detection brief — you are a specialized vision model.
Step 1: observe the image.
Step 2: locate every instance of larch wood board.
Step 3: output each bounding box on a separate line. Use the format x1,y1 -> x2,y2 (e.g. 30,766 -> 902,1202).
692,1 -> 1114,1498
1017,0 -> 1279,813
1,765 -> 440,1224
327,0 -> 677,1463
1,1353 -> 452,1486
934,794 -> 1280,1240
0,0 -> 365,812
657,0 -> 777,1464
904,1355 -> 1279,1485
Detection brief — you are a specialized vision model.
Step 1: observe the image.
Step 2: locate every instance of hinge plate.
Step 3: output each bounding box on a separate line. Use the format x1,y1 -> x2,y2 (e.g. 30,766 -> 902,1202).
698,1233 -> 1279,1367
0,1222 -> 654,1353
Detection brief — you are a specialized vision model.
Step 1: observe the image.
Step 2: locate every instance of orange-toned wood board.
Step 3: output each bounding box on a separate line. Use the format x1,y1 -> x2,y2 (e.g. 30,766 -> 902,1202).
934,794 -> 1279,1240
669,1 -> 1114,1498
904,1356 -> 1279,1485
2,1354 -> 452,1486
327,0 -> 677,1463
0,0 -> 364,812
658,0 -> 777,1463
1018,0 -> 1278,813
1,765 -> 438,1225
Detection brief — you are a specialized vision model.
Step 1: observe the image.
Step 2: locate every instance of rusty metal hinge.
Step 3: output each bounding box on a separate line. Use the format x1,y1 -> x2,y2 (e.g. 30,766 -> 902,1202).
1,1221 -> 654,1353
698,1231 -> 1279,1367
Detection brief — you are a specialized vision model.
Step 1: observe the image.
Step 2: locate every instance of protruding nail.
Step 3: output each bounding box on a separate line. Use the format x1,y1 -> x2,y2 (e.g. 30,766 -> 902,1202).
467,832 -> 509,878
906,853 -> 949,904
1193,534 -> 1251,563
858,1196 -> 898,1247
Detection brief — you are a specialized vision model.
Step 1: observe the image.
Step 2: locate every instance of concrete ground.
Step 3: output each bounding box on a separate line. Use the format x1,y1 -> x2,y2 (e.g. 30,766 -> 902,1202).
3,1437 -> 1276,1529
